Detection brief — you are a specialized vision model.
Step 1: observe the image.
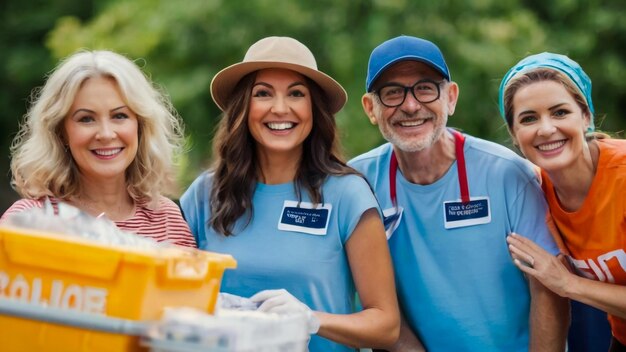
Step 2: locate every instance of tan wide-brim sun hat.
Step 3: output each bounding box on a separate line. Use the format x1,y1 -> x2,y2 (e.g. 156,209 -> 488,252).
210,36 -> 347,114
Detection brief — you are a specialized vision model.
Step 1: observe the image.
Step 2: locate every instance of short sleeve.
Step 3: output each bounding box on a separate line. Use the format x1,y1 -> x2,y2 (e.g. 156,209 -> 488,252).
508,173 -> 560,255
157,197 -> 196,248
334,175 -> 382,244
180,172 -> 211,249
1,199 -> 44,222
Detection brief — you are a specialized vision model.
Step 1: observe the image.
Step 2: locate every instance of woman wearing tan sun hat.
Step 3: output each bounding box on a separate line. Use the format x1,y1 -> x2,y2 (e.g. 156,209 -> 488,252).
181,36 -> 400,351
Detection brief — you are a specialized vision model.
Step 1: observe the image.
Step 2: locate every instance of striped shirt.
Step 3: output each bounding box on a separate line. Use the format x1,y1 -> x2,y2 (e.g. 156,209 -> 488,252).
1,196 -> 196,248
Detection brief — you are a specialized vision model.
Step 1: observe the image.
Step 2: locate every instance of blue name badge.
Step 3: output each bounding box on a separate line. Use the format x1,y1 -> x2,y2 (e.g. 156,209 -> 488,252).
278,200 -> 332,235
443,196 -> 491,229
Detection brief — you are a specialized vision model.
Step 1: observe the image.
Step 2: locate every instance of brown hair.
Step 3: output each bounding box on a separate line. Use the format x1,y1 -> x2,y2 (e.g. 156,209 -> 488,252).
209,72 -> 359,236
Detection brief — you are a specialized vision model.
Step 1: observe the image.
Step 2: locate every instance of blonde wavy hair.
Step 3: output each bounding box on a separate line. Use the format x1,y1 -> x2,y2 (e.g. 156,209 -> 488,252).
10,50 -> 185,207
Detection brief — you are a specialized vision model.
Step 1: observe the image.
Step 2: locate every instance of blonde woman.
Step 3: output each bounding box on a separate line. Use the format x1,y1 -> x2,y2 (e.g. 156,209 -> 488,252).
2,50 -> 195,247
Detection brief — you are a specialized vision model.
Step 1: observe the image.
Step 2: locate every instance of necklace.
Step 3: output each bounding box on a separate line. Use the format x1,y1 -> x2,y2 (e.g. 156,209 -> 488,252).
70,196 -> 137,221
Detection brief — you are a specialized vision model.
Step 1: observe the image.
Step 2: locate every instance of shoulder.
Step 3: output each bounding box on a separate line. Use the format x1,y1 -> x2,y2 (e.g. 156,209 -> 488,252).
8,198 -> 46,209
155,196 -> 183,213
130,196 -> 195,247
595,139 -> 626,191
323,174 -> 380,227
132,197 -> 191,234
324,173 -> 371,190
323,174 -> 378,213
1,197 -> 56,221
598,138 -> 626,165
188,170 -> 213,186
464,134 -> 520,161
349,143 -> 392,166
134,196 -> 181,218
348,143 -> 393,179
182,171 -> 214,199
598,138 -> 626,148
464,134 -> 537,181
180,171 -> 214,222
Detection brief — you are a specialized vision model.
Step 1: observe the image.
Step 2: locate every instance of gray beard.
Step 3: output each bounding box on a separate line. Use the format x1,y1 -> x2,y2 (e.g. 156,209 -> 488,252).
381,123 -> 443,153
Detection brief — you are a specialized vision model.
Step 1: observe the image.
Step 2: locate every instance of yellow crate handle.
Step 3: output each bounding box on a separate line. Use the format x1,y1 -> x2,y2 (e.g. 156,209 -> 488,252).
163,253 -> 236,282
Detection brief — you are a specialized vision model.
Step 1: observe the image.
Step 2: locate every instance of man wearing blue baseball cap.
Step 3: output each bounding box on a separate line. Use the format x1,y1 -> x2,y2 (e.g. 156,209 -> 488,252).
349,35 -> 569,351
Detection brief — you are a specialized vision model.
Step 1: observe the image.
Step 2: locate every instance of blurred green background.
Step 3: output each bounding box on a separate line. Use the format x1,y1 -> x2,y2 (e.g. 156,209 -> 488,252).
1,0 -> 625,212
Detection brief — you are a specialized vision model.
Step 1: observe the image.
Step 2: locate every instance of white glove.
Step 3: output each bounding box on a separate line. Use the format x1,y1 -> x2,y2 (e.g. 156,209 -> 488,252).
250,289 -> 320,334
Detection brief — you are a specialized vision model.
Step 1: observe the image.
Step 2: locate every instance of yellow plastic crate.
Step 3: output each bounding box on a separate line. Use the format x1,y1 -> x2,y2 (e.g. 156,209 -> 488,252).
0,310 -> 147,352
0,225 -> 236,352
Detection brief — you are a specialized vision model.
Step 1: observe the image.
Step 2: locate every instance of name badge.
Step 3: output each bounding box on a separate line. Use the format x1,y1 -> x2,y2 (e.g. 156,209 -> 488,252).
278,200 -> 332,235
382,206 -> 404,239
443,197 -> 491,229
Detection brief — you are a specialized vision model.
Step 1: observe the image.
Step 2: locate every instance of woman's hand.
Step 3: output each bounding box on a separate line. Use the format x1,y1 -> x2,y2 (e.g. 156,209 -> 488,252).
508,233 -> 626,320
250,289 -> 320,334
506,233 -> 574,297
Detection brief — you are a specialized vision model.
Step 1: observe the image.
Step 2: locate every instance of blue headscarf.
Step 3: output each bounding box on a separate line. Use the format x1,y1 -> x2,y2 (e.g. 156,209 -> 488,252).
498,52 -> 594,131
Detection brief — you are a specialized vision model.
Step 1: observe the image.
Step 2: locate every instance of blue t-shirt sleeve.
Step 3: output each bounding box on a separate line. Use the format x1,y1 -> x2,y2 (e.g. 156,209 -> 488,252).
180,172 -> 210,249
335,175 -> 382,244
509,173 -> 560,256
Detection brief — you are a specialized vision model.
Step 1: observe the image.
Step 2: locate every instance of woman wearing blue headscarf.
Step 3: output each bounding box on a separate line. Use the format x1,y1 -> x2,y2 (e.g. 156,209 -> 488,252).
499,53 -> 626,351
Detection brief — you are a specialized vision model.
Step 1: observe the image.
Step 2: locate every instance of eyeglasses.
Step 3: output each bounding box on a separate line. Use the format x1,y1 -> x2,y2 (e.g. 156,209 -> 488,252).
375,79 -> 445,108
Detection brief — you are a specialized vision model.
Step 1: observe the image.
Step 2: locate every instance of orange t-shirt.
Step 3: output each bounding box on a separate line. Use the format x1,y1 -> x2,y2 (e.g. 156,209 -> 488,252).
542,138 -> 626,344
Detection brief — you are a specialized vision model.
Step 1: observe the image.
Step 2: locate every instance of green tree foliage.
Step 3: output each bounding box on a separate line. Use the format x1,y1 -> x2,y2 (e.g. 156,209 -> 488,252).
0,0 -> 96,210
1,0 -> 625,210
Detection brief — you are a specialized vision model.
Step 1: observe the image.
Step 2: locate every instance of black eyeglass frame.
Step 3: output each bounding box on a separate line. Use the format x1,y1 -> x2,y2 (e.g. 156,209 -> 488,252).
375,79 -> 446,108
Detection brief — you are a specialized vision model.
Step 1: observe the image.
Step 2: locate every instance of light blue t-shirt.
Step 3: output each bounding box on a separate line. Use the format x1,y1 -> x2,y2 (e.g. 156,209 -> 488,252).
181,173 -> 379,352
349,133 -> 559,352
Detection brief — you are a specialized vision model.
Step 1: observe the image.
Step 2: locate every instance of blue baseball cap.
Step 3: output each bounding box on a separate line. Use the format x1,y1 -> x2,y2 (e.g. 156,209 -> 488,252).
498,52 -> 595,131
366,35 -> 451,92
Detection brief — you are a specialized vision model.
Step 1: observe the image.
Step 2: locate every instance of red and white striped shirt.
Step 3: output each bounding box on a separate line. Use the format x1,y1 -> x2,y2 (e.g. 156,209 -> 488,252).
1,196 -> 196,248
